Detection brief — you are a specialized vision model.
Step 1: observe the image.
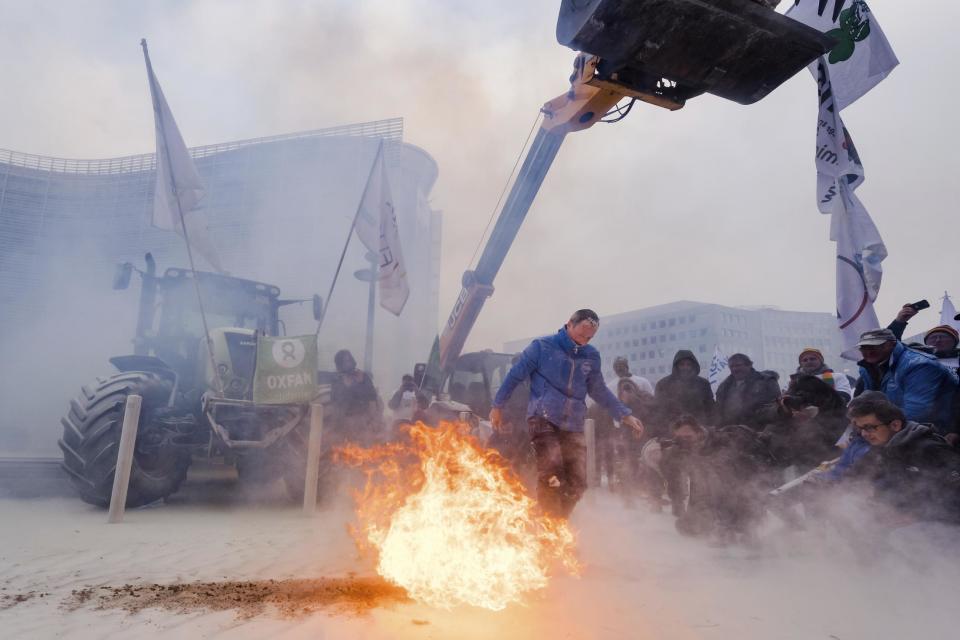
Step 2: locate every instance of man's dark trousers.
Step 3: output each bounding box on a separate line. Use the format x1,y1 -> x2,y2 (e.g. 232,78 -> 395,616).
528,416 -> 587,518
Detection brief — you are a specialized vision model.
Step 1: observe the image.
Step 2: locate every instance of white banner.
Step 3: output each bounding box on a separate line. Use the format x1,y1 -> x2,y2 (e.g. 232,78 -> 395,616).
813,59 -> 864,213
786,0 -> 899,111
142,41 -> 222,272
788,3 -> 897,358
355,142 -> 410,316
830,184 -> 884,359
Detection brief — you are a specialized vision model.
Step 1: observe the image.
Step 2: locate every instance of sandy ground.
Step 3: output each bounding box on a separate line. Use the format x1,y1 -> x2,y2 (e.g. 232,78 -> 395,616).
1,471 -> 957,640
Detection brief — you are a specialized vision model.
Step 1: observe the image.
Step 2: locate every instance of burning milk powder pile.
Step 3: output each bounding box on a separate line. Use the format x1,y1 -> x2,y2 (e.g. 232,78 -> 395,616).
337,421 -> 580,611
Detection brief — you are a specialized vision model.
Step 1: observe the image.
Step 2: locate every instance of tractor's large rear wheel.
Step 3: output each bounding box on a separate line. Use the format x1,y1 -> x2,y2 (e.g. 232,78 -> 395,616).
58,372 -> 191,508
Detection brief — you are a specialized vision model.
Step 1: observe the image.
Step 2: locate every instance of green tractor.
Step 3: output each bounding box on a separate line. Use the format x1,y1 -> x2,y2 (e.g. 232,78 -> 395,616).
58,253 -> 325,507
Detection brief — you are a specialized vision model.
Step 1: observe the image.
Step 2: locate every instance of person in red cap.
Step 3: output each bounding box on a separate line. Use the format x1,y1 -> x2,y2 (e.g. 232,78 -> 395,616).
796,347 -> 852,402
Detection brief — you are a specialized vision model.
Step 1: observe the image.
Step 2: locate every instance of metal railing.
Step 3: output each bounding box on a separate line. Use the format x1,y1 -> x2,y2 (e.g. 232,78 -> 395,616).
0,118 -> 403,176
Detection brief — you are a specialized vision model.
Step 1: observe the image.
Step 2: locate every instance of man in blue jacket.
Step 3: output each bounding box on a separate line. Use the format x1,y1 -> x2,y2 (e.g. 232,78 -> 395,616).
856,328 -> 959,433
490,309 -> 645,517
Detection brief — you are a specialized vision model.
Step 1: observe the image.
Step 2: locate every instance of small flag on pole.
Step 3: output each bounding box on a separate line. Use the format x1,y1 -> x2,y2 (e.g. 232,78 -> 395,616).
708,345 -> 729,393
354,141 -> 409,316
141,39 -> 222,273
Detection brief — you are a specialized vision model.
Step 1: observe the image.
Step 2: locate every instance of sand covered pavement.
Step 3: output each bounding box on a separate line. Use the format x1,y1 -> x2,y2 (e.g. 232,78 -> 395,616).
1,485 -> 957,639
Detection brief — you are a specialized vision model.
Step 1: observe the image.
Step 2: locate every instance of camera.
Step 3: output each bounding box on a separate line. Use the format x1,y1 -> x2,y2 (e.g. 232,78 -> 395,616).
781,394 -> 807,412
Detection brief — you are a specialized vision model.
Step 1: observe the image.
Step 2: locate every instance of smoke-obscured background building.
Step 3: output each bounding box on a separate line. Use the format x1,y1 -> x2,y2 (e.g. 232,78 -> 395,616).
504,300 -> 848,386
0,118 -> 441,454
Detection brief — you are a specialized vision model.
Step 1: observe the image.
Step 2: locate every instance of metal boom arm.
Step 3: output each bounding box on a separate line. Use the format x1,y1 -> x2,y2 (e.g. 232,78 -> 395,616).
422,55 -> 644,390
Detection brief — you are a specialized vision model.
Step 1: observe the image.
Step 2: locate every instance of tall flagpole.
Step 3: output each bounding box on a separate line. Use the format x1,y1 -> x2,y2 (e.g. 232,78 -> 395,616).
314,139 -> 384,337
141,38 -> 223,397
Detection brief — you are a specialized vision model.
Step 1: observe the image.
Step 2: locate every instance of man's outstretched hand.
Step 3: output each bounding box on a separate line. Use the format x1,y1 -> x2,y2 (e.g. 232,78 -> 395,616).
489,407 -> 506,432
622,415 -> 644,438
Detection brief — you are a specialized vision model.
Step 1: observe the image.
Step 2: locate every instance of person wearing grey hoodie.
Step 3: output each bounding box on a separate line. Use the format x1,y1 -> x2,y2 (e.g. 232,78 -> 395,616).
654,350 -> 716,435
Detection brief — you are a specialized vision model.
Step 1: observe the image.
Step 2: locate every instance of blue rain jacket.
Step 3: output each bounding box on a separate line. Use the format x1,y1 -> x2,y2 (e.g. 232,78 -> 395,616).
858,341 -> 959,430
493,327 -> 631,432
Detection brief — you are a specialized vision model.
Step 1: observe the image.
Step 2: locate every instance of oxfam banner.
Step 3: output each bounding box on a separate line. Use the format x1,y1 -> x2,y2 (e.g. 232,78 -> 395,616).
253,335 -> 318,404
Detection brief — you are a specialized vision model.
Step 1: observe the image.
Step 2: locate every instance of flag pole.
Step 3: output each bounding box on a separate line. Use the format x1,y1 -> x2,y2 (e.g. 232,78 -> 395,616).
314,139 -> 384,337
141,38 -> 224,397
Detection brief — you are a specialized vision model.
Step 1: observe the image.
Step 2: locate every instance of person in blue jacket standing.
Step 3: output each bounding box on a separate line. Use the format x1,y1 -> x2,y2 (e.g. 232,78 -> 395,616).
490,309 -> 645,517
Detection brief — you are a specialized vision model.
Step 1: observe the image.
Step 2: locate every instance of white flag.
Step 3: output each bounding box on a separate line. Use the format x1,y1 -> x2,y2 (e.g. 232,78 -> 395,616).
708,345 -> 729,393
816,64 -> 887,358
813,59 -> 864,213
142,40 -> 222,272
354,142 -> 409,316
789,3 -> 897,358
786,0 -> 899,111
831,184 -> 884,358
940,293 -> 960,332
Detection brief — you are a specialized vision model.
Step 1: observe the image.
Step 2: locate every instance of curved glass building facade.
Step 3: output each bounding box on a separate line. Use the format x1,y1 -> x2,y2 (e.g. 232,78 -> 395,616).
0,118 -> 441,453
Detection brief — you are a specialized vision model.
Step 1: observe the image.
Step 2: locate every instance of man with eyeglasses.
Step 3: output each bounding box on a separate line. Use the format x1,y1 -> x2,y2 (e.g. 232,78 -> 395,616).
846,392 -> 960,525
491,309 -> 645,518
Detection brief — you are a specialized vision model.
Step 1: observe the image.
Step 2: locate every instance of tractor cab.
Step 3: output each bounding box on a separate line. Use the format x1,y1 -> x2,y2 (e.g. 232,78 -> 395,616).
112,253 -> 319,399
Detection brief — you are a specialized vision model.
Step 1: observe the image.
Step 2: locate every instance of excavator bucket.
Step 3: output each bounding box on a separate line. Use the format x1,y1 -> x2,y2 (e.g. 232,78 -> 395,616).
557,0 -> 835,105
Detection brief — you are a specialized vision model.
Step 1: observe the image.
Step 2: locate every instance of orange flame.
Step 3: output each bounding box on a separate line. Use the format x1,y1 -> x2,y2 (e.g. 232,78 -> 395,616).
336,421 -> 579,611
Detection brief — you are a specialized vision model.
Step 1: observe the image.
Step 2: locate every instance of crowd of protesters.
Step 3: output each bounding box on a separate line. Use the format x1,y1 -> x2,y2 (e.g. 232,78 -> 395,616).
599,303 -> 960,545
487,303 -> 960,548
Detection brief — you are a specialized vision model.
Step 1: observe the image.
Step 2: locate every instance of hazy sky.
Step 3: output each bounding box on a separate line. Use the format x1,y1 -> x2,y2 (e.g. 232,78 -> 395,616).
1,0 -> 957,351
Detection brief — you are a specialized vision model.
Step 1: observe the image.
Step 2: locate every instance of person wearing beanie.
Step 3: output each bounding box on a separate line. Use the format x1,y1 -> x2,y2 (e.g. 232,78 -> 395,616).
795,347 -> 852,402
924,325 -> 960,369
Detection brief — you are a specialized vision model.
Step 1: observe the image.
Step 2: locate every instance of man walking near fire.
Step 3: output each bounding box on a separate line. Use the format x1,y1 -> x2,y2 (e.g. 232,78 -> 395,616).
490,309 -> 645,518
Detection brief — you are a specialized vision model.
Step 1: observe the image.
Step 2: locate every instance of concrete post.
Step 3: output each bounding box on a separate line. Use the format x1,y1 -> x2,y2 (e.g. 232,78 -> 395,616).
302,402 -> 325,515
107,394 -> 143,524
584,417 -> 597,490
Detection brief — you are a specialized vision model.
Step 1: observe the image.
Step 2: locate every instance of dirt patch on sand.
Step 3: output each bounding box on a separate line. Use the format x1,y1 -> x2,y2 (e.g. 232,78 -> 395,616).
66,576 -> 409,619
1,590 -> 50,610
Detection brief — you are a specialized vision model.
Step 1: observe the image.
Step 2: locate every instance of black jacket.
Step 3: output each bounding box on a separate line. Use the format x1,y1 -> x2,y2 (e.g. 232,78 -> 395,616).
654,350 -> 716,430
759,374 -> 848,472
715,369 -> 781,430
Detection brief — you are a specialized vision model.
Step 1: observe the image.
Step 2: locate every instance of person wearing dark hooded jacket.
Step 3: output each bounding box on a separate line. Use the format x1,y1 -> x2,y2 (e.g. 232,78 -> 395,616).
847,392 -> 960,524
654,350 -> 715,433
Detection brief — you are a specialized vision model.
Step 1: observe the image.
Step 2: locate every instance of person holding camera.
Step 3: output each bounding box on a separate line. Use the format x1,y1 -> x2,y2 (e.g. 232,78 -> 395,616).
387,374 -> 428,422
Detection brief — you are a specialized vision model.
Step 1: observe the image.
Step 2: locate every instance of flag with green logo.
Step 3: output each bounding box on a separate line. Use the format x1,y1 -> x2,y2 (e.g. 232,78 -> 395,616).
787,0 -> 898,110
253,335 -> 318,404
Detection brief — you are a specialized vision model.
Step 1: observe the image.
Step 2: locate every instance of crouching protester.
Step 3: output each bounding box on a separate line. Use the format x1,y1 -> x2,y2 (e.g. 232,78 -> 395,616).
490,309 -> 645,518
759,374 -> 848,475
660,415 -> 777,545
846,392 -> 960,529
770,391 -> 960,534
